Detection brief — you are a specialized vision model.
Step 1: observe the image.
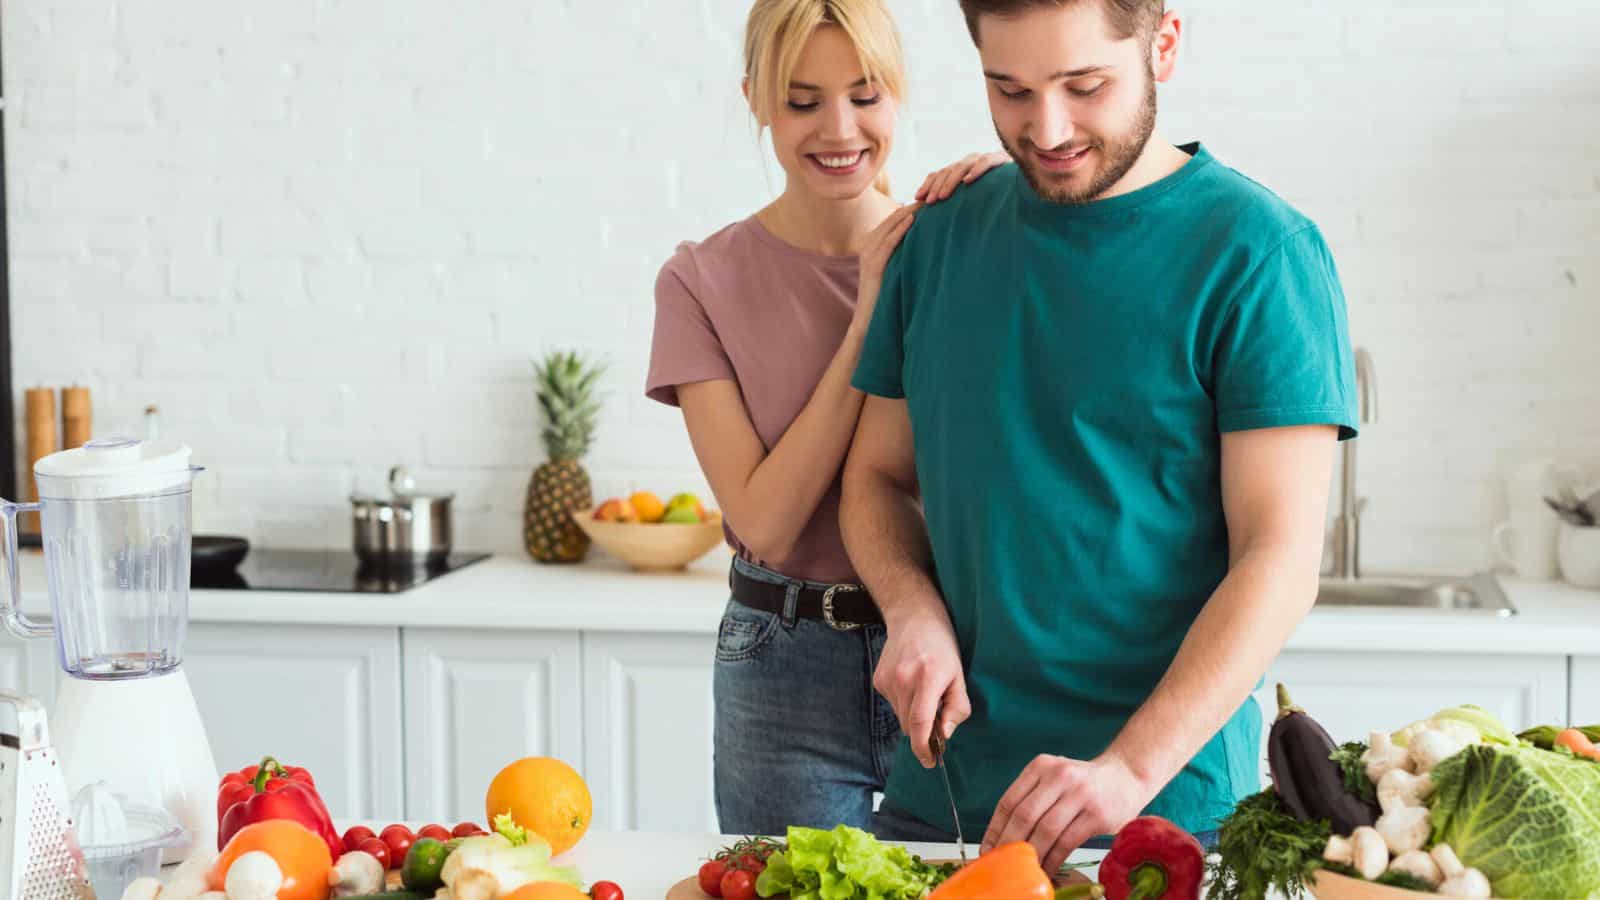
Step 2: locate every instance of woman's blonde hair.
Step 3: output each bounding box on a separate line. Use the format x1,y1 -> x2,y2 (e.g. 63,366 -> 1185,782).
743,0 -> 905,196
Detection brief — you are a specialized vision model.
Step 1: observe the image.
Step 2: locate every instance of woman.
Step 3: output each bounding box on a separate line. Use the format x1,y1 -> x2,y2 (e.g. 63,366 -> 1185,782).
645,0 -> 1004,834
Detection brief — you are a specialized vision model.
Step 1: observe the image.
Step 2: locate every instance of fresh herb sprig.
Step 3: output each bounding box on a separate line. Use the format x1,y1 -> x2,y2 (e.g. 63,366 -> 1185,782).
1330,741 -> 1377,804
1206,789 -> 1332,900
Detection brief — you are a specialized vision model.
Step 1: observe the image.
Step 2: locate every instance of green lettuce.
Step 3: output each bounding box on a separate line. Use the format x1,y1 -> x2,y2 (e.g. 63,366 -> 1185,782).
754,825 -> 949,899
1430,743 -> 1600,898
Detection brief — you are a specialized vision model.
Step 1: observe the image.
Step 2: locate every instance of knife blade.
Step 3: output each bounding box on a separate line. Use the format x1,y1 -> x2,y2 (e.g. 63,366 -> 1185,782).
928,726 -> 966,863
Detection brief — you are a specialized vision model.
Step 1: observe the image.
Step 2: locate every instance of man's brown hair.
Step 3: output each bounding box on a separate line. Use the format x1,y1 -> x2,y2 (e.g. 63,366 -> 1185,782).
957,0 -> 1164,45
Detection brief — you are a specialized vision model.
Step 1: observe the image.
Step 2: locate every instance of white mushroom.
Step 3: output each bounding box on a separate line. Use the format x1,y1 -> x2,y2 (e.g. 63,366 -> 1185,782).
1323,834 -> 1354,866
1409,728 -> 1468,774
1387,850 -> 1443,887
329,849 -> 386,897
164,848 -> 218,900
1431,844 -> 1466,878
1377,768 -> 1435,812
1362,731 -> 1413,784
197,893 -> 228,900
1376,804 -> 1432,855
1350,826 -> 1389,881
120,878 -> 165,900
1440,868 -> 1492,899
223,851 -> 283,900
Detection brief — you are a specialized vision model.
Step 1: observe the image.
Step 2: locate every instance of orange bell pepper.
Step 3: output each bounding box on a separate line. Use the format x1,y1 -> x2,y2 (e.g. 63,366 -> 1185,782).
929,842 -> 1104,900
208,819 -> 333,900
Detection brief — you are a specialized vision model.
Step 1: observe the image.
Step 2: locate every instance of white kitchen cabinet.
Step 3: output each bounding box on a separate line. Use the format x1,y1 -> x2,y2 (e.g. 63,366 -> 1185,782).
1253,650 -> 1568,785
184,623 -> 405,820
0,632 -> 62,710
1567,657 -> 1600,725
402,628 -> 583,822
583,633 -> 717,833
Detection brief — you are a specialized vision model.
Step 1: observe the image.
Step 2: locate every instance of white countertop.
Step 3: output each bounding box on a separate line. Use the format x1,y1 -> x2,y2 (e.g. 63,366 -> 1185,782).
17,548 -> 1600,653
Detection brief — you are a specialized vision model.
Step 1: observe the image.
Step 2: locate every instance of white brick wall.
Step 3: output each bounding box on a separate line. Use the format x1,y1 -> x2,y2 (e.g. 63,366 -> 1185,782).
7,1 -> 1599,574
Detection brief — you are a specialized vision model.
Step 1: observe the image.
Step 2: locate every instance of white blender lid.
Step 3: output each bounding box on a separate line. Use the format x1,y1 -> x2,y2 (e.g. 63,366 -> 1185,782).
34,438 -> 195,499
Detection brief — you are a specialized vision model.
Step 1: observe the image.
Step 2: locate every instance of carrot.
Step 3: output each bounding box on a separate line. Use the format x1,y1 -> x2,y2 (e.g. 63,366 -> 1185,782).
1554,728 -> 1600,761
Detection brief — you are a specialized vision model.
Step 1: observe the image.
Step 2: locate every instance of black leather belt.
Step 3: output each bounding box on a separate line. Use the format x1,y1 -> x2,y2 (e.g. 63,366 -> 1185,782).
730,564 -> 884,629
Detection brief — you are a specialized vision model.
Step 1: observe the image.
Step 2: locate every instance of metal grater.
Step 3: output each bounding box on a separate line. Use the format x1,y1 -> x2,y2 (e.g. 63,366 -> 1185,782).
0,691 -> 96,900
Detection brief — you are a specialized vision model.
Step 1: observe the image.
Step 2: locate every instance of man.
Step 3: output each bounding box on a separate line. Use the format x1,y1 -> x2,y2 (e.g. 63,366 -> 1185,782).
840,0 -> 1358,872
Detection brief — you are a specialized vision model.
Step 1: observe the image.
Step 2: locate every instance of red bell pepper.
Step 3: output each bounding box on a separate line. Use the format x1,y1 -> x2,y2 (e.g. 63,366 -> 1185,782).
1099,817 -> 1205,900
216,756 -> 342,860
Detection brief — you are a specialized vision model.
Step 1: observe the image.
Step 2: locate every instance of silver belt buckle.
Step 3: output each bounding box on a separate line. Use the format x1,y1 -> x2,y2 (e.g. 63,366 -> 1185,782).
822,584 -> 864,631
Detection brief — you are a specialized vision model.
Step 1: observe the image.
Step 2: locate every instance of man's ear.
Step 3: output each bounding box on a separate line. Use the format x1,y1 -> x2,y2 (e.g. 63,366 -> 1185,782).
1151,11 -> 1182,83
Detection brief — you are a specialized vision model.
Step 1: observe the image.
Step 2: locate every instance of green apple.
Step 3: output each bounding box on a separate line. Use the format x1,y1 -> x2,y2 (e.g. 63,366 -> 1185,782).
663,504 -> 702,524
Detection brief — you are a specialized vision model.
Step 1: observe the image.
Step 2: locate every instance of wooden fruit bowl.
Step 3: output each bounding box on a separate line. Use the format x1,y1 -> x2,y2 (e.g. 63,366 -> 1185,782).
1307,870 -> 1495,900
572,508 -> 726,571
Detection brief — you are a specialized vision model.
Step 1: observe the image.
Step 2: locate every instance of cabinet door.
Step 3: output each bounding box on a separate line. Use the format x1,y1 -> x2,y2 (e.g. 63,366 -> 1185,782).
1253,651 -> 1568,786
184,623 -> 404,820
583,633 -> 716,832
1568,657 -> 1600,725
402,628 -> 583,822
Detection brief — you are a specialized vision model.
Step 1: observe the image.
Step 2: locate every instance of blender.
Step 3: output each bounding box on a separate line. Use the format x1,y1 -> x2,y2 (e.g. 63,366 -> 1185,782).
0,438 -> 219,862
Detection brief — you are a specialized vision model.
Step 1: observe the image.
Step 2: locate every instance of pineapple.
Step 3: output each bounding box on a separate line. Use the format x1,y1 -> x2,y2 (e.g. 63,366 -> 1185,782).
525,351 -> 604,563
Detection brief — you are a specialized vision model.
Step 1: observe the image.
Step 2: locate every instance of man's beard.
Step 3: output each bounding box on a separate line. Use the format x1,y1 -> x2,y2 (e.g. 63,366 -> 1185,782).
999,69 -> 1158,205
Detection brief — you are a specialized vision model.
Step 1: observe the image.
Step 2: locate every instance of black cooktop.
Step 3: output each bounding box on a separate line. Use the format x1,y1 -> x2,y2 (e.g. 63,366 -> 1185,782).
192,549 -> 492,594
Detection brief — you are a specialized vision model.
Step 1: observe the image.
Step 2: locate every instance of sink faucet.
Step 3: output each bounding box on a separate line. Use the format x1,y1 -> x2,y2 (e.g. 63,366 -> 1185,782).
1329,348 -> 1377,579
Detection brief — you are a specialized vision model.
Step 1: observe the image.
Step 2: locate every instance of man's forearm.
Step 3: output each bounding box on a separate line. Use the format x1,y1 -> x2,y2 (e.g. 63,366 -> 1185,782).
841,469 -> 942,621
1106,544 -> 1318,793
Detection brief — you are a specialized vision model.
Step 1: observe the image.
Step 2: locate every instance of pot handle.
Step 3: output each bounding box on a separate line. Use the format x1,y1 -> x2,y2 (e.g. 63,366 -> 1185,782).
0,501 -> 52,640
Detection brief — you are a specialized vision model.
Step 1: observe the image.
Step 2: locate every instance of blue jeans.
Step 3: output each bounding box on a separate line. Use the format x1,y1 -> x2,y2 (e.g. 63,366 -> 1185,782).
713,558 -> 901,834
873,800 -> 1220,852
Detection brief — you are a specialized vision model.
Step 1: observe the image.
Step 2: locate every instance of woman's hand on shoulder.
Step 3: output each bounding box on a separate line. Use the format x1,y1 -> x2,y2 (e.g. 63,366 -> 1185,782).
914,150 -> 1011,205
852,203 -> 919,333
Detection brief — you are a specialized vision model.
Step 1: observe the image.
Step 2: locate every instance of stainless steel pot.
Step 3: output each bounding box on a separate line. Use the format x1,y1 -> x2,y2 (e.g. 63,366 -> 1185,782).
351,466 -> 453,567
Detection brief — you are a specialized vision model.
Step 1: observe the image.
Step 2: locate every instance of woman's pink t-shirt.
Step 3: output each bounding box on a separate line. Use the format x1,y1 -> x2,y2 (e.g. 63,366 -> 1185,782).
646,216 -> 861,584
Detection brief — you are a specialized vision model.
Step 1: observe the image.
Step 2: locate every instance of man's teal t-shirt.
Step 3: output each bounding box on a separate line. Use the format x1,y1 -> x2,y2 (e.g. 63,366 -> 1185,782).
851,144 -> 1359,836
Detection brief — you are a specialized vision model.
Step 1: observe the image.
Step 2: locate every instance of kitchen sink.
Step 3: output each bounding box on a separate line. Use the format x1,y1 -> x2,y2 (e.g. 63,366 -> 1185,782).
1315,573 -> 1515,616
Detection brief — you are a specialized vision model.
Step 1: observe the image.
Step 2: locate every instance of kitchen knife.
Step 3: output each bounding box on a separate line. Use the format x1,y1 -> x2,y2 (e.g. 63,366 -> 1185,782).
928,726 -> 966,863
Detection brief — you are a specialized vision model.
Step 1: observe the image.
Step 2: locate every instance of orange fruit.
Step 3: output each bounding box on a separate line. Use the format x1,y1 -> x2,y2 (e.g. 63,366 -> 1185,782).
485,757 -> 593,856
629,491 -> 666,523
502,883 -> 590,900
208,819 -> 332,900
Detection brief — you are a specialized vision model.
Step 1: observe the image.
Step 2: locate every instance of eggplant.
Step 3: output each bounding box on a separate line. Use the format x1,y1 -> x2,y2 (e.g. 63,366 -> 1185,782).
1267,684 -> 1380,834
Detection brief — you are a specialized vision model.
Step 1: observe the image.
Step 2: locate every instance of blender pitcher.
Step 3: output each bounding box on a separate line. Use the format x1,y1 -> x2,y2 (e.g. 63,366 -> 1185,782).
0,438 -> 219,861
0,438 -> 197,675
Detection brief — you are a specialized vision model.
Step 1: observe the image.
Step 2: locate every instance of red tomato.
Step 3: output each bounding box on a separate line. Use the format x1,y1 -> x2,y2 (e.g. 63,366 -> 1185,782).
451,822 -> 484,838
342,825 -> 376,853
697,860 -> 727,896
720,869 -> 755,900
737,857 -> 766,877
418,824 -> 452,842
357,837 -> 390,870
589,881 -> 624,900
379,824 -> 414,870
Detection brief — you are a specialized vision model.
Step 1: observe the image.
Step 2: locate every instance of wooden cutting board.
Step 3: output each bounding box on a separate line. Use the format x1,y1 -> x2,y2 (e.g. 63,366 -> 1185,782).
665,861 -> 1092,899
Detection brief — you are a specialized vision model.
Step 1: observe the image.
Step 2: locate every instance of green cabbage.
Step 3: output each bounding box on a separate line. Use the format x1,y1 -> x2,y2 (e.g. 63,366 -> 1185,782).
1430,743 -> 1600,898
754,825 -> 949,899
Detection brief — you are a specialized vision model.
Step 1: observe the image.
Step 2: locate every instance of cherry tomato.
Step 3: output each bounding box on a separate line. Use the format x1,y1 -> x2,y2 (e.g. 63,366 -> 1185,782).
589,881 -> 624,900
342,825 -> 376,854
451,822 -> 484,838
697,860 -> 727,897
418,823 -> 452,842
736,857 -> 766,877
357,836 -> 390,870
720,869 -> 755,900
379,824 -> 414,870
